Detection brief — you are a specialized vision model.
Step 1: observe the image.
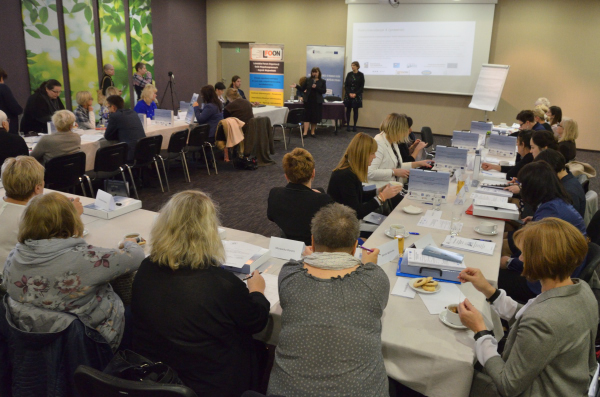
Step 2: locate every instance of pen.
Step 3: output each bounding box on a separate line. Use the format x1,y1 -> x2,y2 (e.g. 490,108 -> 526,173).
408,232 -> 420,235
358,246 -> 374,253
242,271 -> 262,281
475,239 -> 492,242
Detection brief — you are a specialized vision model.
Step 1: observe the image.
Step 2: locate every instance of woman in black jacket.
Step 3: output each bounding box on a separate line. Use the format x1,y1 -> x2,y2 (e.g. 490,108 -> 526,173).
20,79 -> 65,133
0,67 -> 23,135
344,61 -> 364,132
292,67 -> 326,137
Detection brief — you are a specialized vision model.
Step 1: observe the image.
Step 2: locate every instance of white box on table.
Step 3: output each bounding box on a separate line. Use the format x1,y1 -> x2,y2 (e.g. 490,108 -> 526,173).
83,196 -> 142,219
472,204 -> 520,221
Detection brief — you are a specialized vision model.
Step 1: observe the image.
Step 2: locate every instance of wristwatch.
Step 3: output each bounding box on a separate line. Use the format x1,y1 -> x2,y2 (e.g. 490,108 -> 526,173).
474,330 -> 494,341
486,289 -> 501,304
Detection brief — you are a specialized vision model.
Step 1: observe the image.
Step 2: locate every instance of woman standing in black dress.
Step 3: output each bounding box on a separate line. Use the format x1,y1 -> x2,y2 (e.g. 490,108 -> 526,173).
344,61 -> 365,132
292,67 -> 326,138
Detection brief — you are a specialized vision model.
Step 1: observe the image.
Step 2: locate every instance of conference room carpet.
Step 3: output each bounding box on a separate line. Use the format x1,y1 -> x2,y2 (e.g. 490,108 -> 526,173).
137,127 -> 600,238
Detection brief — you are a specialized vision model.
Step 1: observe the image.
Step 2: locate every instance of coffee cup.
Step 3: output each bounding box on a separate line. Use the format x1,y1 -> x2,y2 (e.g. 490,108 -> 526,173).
123,233 -> 145,245
390,181 -> 403,187
500,122 -> 507,127
478,221 -> 497,234
388,224 -> 405,238
446,304 -> 463,326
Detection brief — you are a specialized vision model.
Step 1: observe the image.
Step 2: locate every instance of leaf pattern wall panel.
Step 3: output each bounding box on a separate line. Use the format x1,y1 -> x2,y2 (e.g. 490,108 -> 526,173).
129,0 -> 154,77
62,0 -> 98,111
21,0 -> 64,100
98,0 -> 130,106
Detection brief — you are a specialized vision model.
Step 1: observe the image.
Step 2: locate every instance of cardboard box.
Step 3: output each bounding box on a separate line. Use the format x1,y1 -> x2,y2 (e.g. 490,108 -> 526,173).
222,248 -> 270,274
472,204 -> 520,221
83,196 -> 142,219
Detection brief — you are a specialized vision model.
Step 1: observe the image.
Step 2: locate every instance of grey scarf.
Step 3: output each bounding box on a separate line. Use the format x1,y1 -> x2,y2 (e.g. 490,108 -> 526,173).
303,252 -> 362,270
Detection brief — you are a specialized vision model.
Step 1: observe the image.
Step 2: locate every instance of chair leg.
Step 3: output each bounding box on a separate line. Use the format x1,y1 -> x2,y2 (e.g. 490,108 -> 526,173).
180,151 -> 191,183
299,124 -> 304,147
201,146 -> 210,176
125,165 -> 139,200
157,155 -> 169,192
210,146 -> 218,175
119,167 -> 134,199
84,175 -> 93,197
281,126 -> 287,150
152,159 -> 165,193
79,178 -> 87,198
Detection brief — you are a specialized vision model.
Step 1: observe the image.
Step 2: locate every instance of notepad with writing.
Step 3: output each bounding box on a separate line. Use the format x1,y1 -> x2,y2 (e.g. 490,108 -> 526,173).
441,236 -> 495,256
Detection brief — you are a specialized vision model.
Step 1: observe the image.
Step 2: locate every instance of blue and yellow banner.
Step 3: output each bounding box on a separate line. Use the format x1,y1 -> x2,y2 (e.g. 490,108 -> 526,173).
249,44 -> 284,106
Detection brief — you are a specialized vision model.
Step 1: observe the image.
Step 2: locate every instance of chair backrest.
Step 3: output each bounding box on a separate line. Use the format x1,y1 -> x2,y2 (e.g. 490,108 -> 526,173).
324,95 -> 341,102
420,127 -> 434,148
286,108 -> 305,125
133,135 -> 163,164
588,211 -> 600,246
187,124 -> 210,147
94,143 -> 128,173
580,243 -> 600,283
74,365 -> 198,397
579,174 -> 591,193
44,151 -> 86,187
167,129 -> 190,153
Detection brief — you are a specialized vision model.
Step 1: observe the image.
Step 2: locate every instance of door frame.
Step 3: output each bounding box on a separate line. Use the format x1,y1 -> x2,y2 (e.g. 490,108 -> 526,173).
217,41 -> 254,85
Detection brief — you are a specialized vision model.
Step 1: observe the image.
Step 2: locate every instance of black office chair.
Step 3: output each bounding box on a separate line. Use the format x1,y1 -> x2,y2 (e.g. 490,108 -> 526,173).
44,151 -> 92,197
74,365 -> 198,397
419,126 -> 435,155
324,95 -> 341,102
90,143 -> 136,199
580,243 -> 600,283
161,129 -> 191,183
588,211 -> 600,246
186,124 -> 218,175
130,135 -> 168,193
578,174 -> 590,194
273,108 -> 304,149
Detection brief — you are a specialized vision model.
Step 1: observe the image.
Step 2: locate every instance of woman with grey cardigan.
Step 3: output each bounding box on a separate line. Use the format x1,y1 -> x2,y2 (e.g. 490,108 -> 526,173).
2,192 -> 145,351
458,217 -> 598,397
30,109 -> 81,165
268,203 -> 389,397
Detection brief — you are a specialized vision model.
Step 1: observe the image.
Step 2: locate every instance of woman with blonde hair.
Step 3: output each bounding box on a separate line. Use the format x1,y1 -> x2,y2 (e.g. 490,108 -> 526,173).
327,132 -> 402,220
131,190 -> 270,397
30,109 -> 81,165
133,84 -> 158,119
2,192 -> 144,351
100,86 -> 120,125
556,117 -> 578,162
368,113 -> 431,188
533,105 -> 551,131
74,90 -> 95,129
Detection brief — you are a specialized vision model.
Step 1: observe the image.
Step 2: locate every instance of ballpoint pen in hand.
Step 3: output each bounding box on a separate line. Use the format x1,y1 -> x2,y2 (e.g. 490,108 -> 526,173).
358,246 -> 374,253
243,271 -> 262,281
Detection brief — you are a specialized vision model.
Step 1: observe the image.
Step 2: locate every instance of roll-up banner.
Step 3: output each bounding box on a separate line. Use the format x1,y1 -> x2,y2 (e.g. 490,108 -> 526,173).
249,43 -> 284,106
306,45 -> 345,98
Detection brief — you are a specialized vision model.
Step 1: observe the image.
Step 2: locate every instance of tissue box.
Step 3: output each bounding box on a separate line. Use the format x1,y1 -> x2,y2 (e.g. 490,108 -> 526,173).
83,197 -> 142,219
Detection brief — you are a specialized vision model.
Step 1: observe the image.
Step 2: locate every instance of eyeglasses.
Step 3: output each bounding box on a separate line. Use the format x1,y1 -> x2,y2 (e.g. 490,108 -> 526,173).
556,124 -> 562,128
51,90 -> 62,94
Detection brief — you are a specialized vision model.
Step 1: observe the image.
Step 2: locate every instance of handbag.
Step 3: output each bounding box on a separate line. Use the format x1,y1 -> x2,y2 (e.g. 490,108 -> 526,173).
103,349 -> 183,385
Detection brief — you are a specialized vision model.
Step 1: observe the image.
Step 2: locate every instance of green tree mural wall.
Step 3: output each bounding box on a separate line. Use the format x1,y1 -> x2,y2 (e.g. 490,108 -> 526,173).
129,0 -> 154,78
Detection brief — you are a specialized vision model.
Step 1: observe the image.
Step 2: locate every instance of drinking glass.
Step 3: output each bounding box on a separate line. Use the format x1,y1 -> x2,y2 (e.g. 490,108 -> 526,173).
450,207 -> 463,236
393,225 -> 406,254
432,193 -> 442,211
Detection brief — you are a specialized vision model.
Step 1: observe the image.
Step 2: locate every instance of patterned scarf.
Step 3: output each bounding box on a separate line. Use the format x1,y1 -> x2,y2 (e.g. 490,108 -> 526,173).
303,251 -> 362,270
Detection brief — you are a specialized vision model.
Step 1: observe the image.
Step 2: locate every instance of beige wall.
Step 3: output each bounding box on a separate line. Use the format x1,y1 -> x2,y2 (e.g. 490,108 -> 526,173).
207,0 -> 600,150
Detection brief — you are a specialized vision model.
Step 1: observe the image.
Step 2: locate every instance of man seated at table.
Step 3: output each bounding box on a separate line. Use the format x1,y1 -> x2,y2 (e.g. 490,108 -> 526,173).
510,110 -> 546,136
214,82 -> 226,107
104,95 -> 146,161
268,203 -> 389,397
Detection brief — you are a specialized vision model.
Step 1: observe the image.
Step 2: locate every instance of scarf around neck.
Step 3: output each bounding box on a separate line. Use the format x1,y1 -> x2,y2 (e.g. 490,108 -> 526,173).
303,251 -> 362,270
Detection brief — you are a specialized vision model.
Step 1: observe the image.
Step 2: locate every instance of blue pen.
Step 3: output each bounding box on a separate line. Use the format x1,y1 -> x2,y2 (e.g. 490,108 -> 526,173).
475,239 -> 492,242
408,232 -> 420,235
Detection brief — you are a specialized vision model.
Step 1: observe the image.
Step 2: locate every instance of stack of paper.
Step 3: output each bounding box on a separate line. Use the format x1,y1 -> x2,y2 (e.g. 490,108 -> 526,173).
480,179 -> 509,187
222,241 -> 270,273
245,273 -> 279,308
417,217 -> 463,233
473,199 -> 519,211
404,248 -> 466,270
470,193 -> 509,203
441,236 -> 495,256
480,171 -> 507,180
476,187 -> 513,197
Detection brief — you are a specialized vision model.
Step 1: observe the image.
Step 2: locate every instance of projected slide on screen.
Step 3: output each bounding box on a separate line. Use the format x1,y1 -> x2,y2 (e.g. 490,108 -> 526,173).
352,22 -> 476,77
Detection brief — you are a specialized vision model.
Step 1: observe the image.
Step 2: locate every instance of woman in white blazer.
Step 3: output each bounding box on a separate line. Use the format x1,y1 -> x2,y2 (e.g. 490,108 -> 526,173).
368,113 -> 431,188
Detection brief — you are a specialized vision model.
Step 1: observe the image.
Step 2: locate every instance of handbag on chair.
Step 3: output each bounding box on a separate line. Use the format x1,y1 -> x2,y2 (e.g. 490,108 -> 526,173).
103,350 -> 183,385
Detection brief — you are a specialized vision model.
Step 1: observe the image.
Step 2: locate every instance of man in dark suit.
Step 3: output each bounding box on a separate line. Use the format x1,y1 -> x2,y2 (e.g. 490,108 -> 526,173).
104,95 -> 146,161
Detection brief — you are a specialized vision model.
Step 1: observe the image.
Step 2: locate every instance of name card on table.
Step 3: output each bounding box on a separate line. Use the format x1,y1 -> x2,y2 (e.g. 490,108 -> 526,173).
407,169 -> 450,203
95,189 -> 116,211
470,121 -> 493,135
434,146 -> 469,170
452,131 -> 479,151
47,121 -> 57,134
377,239 -> 399,265
269,237 -> 305,261
487,135 -> 517,157
137,113 -> 147,130
153,109 -> 174,126
185,93 -> 199,124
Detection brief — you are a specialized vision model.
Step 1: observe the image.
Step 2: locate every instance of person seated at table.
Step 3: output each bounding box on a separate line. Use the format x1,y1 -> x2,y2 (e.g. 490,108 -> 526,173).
533,105 -> 551,131
0,156 -> 47,267
229,75 -> 247,100
481,130 -> 533,180
499,161 -> 586,303
268,203 -> 388,397
458,218 -> 597,397
100,86 -> 120,126
513,109 -> 545,134
268,148 -> 333,246
133,62 -> 152,101
534,97 -> 550,107
134,84 -> 158,120
327,132 -> 402,220
535,149 -> 585,218
104,95 -> 146,161
131,190 -> 269,397
0,67 -> 23,135
546,105 -> 562,136
214,81 -> 226,106
2,192 -> 144,351
368,113 -> 432,189
0,111 -> 28,166
193,85 -> 223,142
30,109 -> 81,165
398,115 -> 427,162
73,91 -> 96,130
20,79 -> 65,133
529,129 -> 558,159
223,88 -> 254,134
556,117 -> 578,162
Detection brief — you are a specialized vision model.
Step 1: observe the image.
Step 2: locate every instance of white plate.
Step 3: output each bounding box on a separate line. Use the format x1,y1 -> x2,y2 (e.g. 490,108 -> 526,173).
384,230 -> 411,239
439,309 -> 468,329
474,226 -> 498,236
402,206 -> 423,215
82,229 -> 89,237
408,280 -> 441,294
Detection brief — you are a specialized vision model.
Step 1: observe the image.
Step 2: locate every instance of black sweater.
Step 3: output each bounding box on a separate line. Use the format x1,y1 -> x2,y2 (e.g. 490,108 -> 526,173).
501,152 -> 534,180
0,84 -> 23,134
20,91 -> 64,133
131,259 -> 270,397
327,167 -> 379,219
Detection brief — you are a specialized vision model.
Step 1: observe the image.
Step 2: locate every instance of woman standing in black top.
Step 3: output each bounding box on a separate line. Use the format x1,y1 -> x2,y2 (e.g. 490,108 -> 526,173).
344,61 -> 364,132
132,190 -> 270,397
292,67 -> 326,138
0,67 -> 23,135
20,79 -> 64,133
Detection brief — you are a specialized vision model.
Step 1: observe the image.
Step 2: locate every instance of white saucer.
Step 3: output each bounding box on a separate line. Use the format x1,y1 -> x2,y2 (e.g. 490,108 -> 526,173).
384,230 -> 411,239
82,229 -> 89,237
402,206 -> 423,215
409,281 -> 441,294
439,309 -> 468,329
474,226 -> 498,236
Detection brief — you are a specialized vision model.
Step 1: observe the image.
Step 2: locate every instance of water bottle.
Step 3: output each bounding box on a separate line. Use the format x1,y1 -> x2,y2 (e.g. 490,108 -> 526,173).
472,150 -> 481,186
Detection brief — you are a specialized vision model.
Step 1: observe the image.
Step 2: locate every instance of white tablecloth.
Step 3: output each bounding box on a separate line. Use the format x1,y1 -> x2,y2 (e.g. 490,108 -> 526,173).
252,105 -> 289,125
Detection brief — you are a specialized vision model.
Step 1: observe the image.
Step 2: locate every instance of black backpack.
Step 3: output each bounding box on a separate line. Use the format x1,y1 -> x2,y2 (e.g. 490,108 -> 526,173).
233,155 -> 258,170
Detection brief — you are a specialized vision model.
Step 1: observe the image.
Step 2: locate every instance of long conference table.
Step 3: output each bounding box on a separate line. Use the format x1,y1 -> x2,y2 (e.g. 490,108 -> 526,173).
24,106 -> 289,172
0,171 -> 505,397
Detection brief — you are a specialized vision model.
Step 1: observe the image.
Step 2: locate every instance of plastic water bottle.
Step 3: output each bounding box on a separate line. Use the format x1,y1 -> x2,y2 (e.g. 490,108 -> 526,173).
472,150 -> 481,186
